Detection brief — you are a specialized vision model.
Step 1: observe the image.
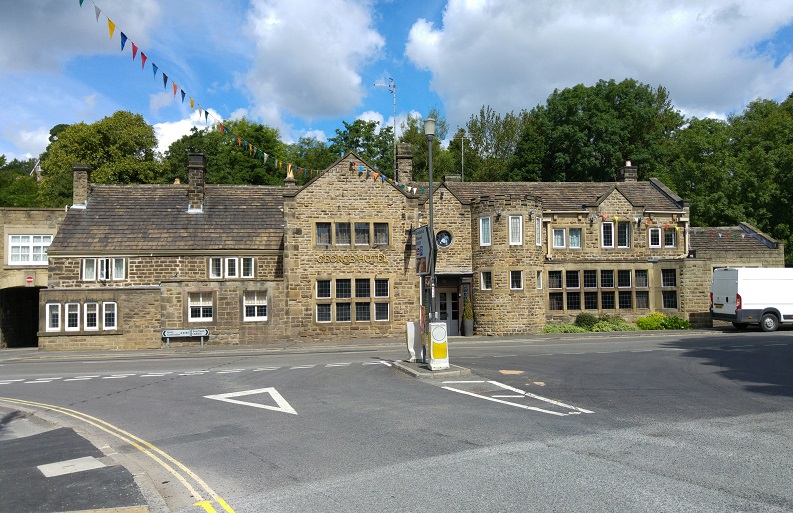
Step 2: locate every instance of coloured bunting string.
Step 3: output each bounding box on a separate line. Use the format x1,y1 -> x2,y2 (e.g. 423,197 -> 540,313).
80,0 -> 408,188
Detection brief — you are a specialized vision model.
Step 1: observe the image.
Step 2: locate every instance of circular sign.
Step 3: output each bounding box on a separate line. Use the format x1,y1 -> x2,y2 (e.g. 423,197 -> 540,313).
25,276 -> 33,284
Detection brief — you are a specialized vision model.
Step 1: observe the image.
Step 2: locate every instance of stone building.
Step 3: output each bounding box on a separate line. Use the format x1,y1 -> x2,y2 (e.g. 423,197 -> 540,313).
8,148 -> 785,350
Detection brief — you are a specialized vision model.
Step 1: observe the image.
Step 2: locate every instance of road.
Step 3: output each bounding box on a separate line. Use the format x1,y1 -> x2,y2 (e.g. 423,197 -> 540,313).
1,330 -> 793,512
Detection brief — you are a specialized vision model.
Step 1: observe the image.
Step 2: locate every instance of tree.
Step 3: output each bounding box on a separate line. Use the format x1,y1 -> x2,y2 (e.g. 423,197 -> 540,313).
38,111 -> 161,207
162,119 -> 285,185
511,79 -> 684,182
0,157 -> 40,207
283,136 -> 339,184
465,105 -> 529,181
328,119 -> 394,176
398,108 -> 451,182
447,128 -> 480,182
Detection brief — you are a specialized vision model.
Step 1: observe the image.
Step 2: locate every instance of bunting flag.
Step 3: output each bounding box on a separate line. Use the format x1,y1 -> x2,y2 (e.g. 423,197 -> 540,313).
80,0 -> 85,6
172,82 -> 178,97
131,42 -> 138,60
140,52 -> 147,69
190,97 -> 195,110
107,19 -> 116,38
94,5 -> 101,21
162,72 -> 168,89
120,32 -> 127,51
180,89 -> 185,103
152,63 -> 158,78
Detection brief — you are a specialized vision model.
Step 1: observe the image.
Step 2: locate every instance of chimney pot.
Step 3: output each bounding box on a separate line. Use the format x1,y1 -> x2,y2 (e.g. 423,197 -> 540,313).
71,163 -> 92,208
188,153 -> 207,212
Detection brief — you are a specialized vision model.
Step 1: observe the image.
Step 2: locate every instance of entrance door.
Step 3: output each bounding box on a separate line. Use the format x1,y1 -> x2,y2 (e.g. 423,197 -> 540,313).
436,288 -> 459,336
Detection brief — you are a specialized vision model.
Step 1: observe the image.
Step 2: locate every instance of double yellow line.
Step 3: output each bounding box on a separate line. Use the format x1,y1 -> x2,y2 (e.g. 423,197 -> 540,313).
0,397 -> 234,513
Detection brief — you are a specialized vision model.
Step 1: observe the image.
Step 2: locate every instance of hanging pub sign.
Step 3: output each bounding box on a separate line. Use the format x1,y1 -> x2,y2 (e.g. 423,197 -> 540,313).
414,225 -> 435,276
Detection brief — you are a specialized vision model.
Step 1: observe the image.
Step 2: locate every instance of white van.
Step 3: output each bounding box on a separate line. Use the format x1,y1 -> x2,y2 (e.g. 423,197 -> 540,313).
710,267 -> 793,332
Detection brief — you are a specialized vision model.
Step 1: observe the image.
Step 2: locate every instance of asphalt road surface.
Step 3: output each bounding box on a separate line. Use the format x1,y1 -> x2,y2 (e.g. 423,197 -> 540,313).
1,329 -> 792,513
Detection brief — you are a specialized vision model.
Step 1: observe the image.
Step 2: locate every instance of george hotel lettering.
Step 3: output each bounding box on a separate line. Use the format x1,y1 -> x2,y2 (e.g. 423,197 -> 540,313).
317,253 -> 388,265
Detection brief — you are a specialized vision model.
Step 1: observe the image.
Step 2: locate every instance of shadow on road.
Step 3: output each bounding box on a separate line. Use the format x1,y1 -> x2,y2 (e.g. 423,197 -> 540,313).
662,328 -> 793,398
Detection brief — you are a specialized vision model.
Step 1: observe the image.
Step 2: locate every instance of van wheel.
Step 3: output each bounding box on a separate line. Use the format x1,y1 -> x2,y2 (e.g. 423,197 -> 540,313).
732,322 -> 748,330
760,313 -> 779,332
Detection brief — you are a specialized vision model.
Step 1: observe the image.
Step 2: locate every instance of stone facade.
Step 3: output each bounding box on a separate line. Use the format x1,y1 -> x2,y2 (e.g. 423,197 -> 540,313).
13,152 -> 787,351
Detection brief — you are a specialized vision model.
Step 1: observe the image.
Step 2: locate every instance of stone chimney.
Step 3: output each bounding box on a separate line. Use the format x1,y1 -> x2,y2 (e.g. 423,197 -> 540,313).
618,160 -> 638,182
396,142 -> 413,183
188,153 -> 206,212
72,163 -> 92,209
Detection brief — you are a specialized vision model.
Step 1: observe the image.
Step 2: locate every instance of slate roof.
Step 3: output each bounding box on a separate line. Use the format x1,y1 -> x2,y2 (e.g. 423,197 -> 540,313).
689,225 -> 779,252
437,179 -> 684,212
49,184 -> 285,254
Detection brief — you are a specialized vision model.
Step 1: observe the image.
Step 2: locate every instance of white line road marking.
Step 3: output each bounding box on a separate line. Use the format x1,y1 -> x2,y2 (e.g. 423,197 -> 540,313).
179,371 -> 209,375
64,376 -> 99,381
489,380 -> 594,414
442,379 -> 594,416
253,367 -> 280,371
443,380 -> 485,384
216,369 -> 246,374
289,365 -> 316,369
362,361 -> 392,366
493,354 -> 518,358
204,387 -> 297,415
325,363 -> 351,367
141,373 -> 173,377
442,386 -> 567,416
102,374 -> 136,379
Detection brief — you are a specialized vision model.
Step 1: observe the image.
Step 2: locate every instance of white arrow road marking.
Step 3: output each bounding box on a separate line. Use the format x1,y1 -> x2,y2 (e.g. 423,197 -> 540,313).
204,387 -> 297,415
442,380 -> 594,416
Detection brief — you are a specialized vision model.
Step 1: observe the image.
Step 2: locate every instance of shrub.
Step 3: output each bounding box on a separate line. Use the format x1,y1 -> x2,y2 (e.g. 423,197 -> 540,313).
636,312 -> 667,330
590,321 -> 615,332
661,316 -> 691,330
574,312 -> 599,330
542,323 -> 588,334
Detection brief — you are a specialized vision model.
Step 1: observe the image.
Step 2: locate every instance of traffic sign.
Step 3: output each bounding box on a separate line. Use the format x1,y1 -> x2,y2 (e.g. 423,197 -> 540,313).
161,328 -> 209,338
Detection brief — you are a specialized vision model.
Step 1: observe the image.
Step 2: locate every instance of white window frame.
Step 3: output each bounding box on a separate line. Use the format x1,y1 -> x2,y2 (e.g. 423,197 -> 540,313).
316,304 -> 332,323
535,217 -> 543,246
83,258 -> 97,281
374,278 -> 389,298
95,257 -> 125,281
601,222 -> 614,248
226,257 -> 238,278
84,302 -> 99,331
316,279 -> 331,299
479,217 -> 492,246
510,270 -> 523,290
241,257 -> 255,278
509,215 -> 523,245
569,228 -> 582,249
617,222 -> 631,248
243,291 -> 268,321
536,270 -> 543,290
103,302 -> 117,330
209,257 -> 223,278
649,228 -> 662,248
188,292 -> 213,322
481,271 -> 493,290
65,303 -> 80,332
335,222 -> 351,246
374,223 -> 389,245
374,302 -> 390,321
46,303 -> 61,332
8,234 -> 52,266
665,228 -> 677,248
552,228 -> 566,248
354,222 -> 370,246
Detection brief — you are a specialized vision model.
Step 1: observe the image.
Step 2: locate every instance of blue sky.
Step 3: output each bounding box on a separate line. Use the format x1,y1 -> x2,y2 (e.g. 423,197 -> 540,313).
2,0 -> 793,163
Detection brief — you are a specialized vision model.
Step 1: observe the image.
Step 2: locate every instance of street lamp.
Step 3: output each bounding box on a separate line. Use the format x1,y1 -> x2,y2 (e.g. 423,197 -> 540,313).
424,116 -> 436,327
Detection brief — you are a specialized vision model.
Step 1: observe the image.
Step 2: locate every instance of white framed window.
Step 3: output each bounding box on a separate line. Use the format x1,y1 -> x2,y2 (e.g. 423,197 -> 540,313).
374,278 -> 389,298
510,270 -> 523,290
481,271 -> 493,290
8,235 -> 52,265
103,302 -> 117,330
553,228 -> 566,248
226,257 -> 238,278
317,279 -> 331,299
46,303 -> 60,332
84,302 -> 99,331
317,304 -> 331,323
479,217 -> 491,246
335,303 -> 351,322
83,258 -> 97,281
188,292 -> 213,322
535,217 -> 543,246
316,222 -> 331,245
355,222 -> 370,245
569,228 -> 582,249
617,222 -> 631,248
95,258 -> 125,281
65,303 -> 80,331
209,257 -> 223,278
602,222 -> 614,248
374,223 -> 389,245
649,228 -> 662,248
242,257 -> 255,278
665,228 -> 677,248
336,222 -> 351,246
355,302 -> 371,322
509,216 -> 523,245
536,270 -> 543,290
243,291 -> 268,321
375,302 -> 390,321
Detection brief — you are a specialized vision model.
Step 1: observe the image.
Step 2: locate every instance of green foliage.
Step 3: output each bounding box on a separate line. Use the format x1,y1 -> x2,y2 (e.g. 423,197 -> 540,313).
463,296 -> 473,320
38,111 -> 161,207
660,316 -> 691,330
574,312 -> 599,330
328,119 -> 395,176
541,323 -> 588,334
0,157 -> 41,207
399,108 -> 450,182
465,105 -> 529,181
636,312 -> 691,330
162,119 -> 286,186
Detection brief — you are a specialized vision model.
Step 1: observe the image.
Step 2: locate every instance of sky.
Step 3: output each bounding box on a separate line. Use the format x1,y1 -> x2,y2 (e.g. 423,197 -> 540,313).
2,0 -> 793,164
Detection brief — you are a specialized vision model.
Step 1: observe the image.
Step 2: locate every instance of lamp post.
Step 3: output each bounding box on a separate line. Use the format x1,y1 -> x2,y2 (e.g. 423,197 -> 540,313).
424,116 -> 436,327
455,132 -> 469,182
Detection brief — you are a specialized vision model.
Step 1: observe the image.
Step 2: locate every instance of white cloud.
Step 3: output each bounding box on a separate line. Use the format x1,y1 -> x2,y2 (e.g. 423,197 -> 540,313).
149,92 -> 174,115
153,108 -> 221,156
243,0 -> 385,124
406,0 -> 793,126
